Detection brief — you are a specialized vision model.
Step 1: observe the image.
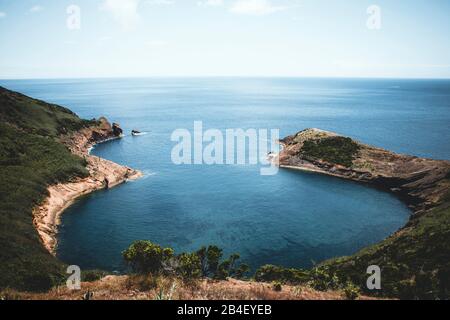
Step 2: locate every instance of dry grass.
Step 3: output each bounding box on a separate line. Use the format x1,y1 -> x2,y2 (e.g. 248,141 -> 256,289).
1,275 -> 380,300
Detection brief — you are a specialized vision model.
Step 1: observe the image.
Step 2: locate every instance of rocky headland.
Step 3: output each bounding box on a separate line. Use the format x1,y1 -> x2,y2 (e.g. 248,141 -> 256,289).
33,118 -> 142,254
277,128 -> 450,298
278,128 -> 450,213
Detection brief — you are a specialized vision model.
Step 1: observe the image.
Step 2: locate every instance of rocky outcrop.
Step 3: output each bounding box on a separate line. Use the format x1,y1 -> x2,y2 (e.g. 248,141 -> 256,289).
112,123 -> 123,137
278,128 -> 450,214
33,118 -> 142,254
277,129 -> 450,298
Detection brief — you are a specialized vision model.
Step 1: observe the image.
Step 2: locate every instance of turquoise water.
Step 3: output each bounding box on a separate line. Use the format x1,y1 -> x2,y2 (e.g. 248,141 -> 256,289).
2,78 -> 450,272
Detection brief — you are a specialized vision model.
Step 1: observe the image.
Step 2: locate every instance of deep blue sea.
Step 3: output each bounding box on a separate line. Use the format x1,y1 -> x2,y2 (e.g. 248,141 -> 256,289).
2,78 -> 450,272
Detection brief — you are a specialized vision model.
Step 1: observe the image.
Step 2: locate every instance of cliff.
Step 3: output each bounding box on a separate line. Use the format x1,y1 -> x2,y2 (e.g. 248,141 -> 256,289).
0,86 -> 140,291
278,128 -> 450,299
34,118 -> 142,253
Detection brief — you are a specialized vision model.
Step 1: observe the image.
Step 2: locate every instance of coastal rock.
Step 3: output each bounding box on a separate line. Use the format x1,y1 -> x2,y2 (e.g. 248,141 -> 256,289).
112,123 -> 123,137
278,128 -> 450,212
278,129 -> 450,299
33,119 -> 142,254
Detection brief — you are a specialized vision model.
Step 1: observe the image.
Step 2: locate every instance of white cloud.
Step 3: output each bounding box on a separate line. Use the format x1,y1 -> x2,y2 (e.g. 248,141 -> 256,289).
101,0 -> 141,29
0,12 -> 5,18
197,0 -> 224,7
230,0 -> 287,15
30,5 -> 43,13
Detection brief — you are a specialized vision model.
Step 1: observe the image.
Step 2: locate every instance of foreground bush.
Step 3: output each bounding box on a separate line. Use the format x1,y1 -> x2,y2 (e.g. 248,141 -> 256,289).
123,240 -> 174,274
343,282 -> 360,300
122,241 -> 250,281
176,253 -> 202,280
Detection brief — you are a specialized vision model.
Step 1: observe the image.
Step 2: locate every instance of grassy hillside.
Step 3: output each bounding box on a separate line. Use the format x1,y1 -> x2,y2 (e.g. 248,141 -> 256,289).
0,86 -> 96,291
319,187 -> 450,299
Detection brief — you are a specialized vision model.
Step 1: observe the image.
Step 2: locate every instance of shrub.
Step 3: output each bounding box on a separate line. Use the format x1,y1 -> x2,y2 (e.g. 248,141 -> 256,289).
123,242 -> 250,283
254,265 -> 309,284
122,240 -> 174,274
344,282 -> 360,300
176,253 -> 202,280
234,264 -> 251,279
82,270 -> 107,282
272,281 -> 282,292
301,136 -> 360,167
197,245 -> 223,277
195,246 -> 247,280
308,267 -> 341,291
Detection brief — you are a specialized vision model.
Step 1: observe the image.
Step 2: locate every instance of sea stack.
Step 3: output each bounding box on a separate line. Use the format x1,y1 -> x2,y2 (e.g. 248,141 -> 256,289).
112,123 -> 123,136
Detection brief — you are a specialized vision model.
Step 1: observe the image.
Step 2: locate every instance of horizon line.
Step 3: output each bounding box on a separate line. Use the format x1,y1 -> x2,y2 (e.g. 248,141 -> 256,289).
1,75 -> 450,81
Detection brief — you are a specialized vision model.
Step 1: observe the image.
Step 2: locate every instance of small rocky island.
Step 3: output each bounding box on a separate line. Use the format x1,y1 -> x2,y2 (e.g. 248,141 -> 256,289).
277,128 -> 450,298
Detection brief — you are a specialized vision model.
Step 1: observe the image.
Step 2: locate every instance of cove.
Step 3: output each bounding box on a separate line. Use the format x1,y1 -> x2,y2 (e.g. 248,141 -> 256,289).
56,137 -> 410,272
3,78 -> 444,273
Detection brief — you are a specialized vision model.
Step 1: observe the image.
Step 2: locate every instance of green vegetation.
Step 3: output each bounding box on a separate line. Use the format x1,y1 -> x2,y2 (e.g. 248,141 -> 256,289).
254,264 -> 343,291
1,86 -> 448,300
0,87 -> 96,136
343,282 -> 360,300
254,264 -> 309,284
122,240 -> 175,274
253,188 -> 450,299
81,270 -> 108,283
272,281 -> 282,292
319,188 -> 450,300
301,136 -> 360,167
0,87 -> 96,291
122,241 -> 250,281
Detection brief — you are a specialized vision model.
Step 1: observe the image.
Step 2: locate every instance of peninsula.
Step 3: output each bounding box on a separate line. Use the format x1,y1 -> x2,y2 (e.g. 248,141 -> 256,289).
0,86 -> 141,291
34,118 -> 142,253
277,128 -> 450,299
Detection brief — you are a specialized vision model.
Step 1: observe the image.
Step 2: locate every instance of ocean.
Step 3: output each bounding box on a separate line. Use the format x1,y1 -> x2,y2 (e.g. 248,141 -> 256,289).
2,77 -> 449,272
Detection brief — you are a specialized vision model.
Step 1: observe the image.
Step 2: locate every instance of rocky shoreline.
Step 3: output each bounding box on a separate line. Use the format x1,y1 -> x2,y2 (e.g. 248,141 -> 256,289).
276,128 -> 450,298
33,118 -> 142,254
278,128 -> 450,215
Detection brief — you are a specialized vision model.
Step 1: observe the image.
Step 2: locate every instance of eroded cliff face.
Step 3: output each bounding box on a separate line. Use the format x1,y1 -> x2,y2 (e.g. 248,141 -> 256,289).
60,117 -> 119,155
33,118 -> 142,254
278,128 -> 450,213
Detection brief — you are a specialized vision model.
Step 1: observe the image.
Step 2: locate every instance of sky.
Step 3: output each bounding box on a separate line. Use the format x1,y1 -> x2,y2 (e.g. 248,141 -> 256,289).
0,0 -> 449,79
